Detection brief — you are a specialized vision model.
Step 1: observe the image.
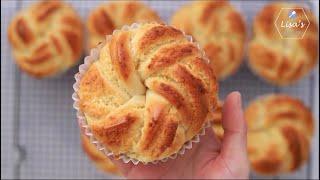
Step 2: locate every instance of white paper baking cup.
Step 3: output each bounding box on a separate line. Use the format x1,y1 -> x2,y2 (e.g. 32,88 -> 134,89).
72,22 -> 213,165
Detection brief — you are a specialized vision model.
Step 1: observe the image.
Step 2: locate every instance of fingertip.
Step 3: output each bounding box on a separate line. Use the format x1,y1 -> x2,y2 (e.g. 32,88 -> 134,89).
226,91 -> 242,108
229,91 -> 241,97
222,91 -> 246,135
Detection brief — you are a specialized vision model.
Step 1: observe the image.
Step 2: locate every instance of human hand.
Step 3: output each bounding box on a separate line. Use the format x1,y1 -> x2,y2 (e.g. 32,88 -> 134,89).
111,91 -> 249,179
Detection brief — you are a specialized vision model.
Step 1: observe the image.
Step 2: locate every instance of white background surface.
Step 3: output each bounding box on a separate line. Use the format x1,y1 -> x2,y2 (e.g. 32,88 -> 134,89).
1,0 -> 319,179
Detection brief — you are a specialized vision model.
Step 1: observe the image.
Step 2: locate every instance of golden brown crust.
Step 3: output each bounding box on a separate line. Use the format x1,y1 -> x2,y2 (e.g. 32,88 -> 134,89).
16,18 -> 34,45
250,148 -> 283,174
137,25 -> 183,54
35,1 -> 62,21
7,0 -> 84,78
78,23 -> 219,163
50,35 -> 63,54
110,31 -> 132,80
248,2 -> 319,86
91,8 -> 114,35
81,135 -> 121,175
147,43 -> 198,74
245,94 -> 314,175
171,1 -> 246,80
87,1 -> 162,50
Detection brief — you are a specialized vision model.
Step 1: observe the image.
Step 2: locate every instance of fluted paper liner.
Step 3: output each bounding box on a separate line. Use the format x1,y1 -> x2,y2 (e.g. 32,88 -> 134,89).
72,23 -> 213,165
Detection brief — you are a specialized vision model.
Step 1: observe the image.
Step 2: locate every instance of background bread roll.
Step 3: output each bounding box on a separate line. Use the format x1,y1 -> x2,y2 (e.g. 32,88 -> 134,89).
211,101 -> 224,140
247,94 -> 314,175
211,94 -> 314,175
81,135 -> 121,176
7,0 -> 84,78
248,3 -> 318,86
87,1 -> 162,50
171,1 -> 246,80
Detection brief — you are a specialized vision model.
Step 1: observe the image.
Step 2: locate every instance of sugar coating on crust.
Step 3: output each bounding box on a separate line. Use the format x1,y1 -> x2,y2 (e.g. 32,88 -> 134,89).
245,94 -> 314,175
81,135 -> 121,175
78,23 -> 219,163
87,1 -> 162,50
248,3 -> 318,86
7,1 -> 84,78
171,1 -> 246,80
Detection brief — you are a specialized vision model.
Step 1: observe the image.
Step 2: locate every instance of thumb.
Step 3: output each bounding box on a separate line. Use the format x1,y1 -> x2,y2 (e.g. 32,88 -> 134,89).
220,91 -> 249,176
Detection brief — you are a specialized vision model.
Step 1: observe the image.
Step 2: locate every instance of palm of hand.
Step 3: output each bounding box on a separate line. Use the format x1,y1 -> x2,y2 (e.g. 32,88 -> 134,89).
112,92 -> 249,179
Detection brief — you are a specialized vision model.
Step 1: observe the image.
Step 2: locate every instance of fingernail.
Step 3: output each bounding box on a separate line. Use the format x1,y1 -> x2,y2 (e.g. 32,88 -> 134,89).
236,92 -> 242,108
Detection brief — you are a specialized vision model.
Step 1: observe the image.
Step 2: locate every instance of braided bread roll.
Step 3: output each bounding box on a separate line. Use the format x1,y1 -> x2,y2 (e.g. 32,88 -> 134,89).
7,0 -> 84,78
81,135 -> 121,175
78,22 -> 219,163
171,1 -> 246,80
246,94 -> 314,175
87,1 -> 161,50
248,3 -> 318,85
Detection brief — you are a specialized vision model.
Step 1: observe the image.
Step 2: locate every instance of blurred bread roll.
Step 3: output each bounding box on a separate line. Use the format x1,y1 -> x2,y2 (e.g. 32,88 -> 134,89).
210,94 -> 314,175
246,94 -> 314,175
78,22 -> 219,163
211,101 -> 223,140
87,1 -> 162,50
171,1 -> 246,80
7,0 -> 84,78
81,135 -> 121,175
248,3 -> 318,85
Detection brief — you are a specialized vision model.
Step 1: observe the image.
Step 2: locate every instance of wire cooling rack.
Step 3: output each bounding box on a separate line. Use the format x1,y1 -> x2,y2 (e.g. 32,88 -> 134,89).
1,0 -> 319,179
